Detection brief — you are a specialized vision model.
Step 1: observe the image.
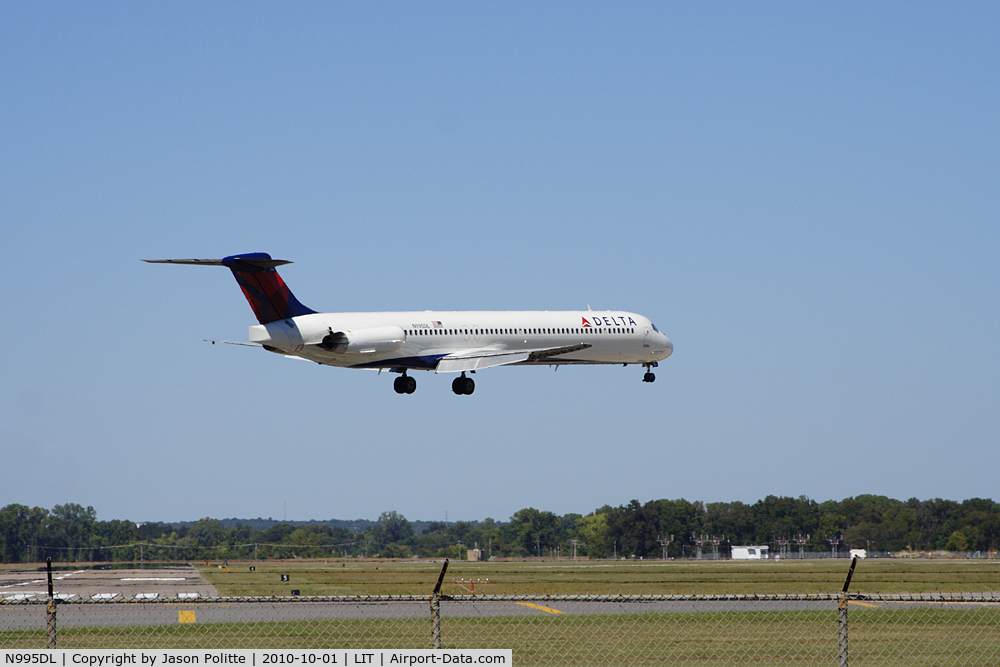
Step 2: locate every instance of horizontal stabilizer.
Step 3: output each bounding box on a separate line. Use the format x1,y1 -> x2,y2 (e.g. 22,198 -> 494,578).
143,257 -> 293,269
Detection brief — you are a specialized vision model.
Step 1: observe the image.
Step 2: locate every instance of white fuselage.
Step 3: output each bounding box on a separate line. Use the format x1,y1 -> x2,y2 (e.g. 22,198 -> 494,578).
249,310 -> 673,372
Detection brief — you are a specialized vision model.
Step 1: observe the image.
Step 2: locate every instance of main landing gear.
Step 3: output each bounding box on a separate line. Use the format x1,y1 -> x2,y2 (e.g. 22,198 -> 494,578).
452,372 -> 475,395
393,373 -> 416,394
392,371 -> 475,395
642,362 -> 658,383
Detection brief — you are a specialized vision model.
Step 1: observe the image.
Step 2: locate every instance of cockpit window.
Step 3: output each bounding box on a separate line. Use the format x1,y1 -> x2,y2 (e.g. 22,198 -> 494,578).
651,323 -> 660,333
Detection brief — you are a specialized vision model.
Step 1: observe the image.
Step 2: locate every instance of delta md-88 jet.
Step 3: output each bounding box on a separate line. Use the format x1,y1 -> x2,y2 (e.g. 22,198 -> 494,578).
146,253 -> 673,395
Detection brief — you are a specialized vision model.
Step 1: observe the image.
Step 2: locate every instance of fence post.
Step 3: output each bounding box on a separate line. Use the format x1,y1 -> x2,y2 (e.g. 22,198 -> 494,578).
838,556 -> 858,667
430,559 -> 449,649
838,602 -> 848,667
46,558 -> 57,649
431,595 -> 441,650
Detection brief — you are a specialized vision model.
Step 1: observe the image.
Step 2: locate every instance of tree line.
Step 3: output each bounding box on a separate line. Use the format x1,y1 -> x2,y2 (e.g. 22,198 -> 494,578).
2,495 -> 998,563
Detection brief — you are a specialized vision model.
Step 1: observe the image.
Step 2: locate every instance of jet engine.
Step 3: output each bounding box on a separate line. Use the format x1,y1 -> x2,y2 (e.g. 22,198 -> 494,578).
318,325 -> 405,355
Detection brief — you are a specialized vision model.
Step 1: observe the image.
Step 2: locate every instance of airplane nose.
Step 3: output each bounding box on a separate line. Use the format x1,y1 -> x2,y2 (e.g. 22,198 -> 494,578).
663,336 -> 673,357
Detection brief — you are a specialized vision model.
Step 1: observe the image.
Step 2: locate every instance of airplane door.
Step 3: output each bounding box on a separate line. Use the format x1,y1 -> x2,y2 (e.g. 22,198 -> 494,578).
474,326 -> 482,342
643,328 -> 651,347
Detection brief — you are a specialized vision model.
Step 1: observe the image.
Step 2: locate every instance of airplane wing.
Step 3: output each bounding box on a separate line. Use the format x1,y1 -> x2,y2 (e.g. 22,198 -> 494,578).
205,339 -> 261,347
435,344 -> 591,373
204,339 -> 311,361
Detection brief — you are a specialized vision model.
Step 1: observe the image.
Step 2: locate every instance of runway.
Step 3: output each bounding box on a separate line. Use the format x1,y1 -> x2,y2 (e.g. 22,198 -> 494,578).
0,565 -> 218,601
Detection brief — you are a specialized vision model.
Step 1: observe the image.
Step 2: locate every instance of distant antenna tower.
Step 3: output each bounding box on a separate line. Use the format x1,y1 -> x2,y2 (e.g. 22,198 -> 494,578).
692,534 -> 705,560
827,535 -> 841,559
775,536 -> 789,559
658,535 -> 673,560
796,534 -> 809,559
710,535 -> 723,560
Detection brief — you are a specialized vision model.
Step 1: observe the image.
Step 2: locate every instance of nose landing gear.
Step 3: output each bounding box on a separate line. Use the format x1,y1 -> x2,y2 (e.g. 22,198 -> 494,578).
393,373 -> 417,394
452,372 -> 475,395
642,362 -> 658,383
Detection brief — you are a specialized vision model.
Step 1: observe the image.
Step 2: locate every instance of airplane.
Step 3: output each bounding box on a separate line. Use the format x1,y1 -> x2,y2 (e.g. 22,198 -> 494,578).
145,252 -> 673,395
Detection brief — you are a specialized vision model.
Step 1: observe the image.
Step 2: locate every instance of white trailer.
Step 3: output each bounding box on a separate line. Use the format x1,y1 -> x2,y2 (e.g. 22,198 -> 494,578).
731,545 -> 770,560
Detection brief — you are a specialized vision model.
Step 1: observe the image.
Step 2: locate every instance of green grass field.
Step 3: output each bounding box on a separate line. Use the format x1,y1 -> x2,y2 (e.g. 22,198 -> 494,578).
195,557 -> 1000,597
4,608 -> 999,666
5,558 -> 999,662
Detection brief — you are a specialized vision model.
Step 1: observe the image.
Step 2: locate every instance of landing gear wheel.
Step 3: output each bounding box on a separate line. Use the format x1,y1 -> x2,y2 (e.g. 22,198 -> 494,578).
643,372 -> 656,383
395,374 -> 416,394
452,374 -> 475,395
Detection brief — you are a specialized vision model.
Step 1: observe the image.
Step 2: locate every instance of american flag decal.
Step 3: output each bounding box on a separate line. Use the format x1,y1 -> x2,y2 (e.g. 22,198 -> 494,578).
432,321 -> 443,328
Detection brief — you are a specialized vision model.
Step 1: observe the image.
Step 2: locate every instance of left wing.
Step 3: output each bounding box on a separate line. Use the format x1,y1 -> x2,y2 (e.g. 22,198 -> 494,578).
204,339 -> 310,361
205,339 -> 260,347
435,344 -> 591,373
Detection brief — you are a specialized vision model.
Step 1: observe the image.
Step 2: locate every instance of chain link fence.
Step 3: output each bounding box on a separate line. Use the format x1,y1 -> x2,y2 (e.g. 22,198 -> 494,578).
3,592 -> 999,664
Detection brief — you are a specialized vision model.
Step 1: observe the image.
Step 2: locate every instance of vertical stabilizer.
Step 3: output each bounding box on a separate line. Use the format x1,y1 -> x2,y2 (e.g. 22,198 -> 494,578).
221,253 -> 315,324
144,253 -> 316,324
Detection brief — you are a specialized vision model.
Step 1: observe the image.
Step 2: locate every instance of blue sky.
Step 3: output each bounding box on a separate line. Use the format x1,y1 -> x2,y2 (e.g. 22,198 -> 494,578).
3,3 -> 998,523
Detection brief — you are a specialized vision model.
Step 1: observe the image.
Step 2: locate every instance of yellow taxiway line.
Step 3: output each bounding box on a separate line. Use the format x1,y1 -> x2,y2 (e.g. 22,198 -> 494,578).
514,602 -> 564,614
